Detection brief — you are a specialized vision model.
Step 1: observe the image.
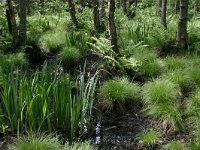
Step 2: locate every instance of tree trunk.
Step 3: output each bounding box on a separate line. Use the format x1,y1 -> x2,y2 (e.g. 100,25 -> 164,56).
108,0 -> 118,53
195,0 -> 200,12
7,0 -> 18,47
67,0 -> 78,27
6,9 -> 12,35
176,0 -> 188,48
161,0 -> 167,28
100,0 -> 105,30
19,0 -> 27,44
93,0 -> 101,33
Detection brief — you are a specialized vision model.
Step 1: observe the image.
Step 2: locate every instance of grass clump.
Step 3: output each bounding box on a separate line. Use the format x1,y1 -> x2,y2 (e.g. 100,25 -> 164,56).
64,141 -> 96,150
8,133 -> 62,150
186,89 -> 200,117
164,57 -> 187,71
136,53 -> 164,78
0,53 -> 28,73
39,31 -> 66,53
98,77 -> 141,112
138,128 -> 161,147
161,141 -> 187,150
142,79 -> 183,131
57,47 -> 82,67
142,79 -> 179,104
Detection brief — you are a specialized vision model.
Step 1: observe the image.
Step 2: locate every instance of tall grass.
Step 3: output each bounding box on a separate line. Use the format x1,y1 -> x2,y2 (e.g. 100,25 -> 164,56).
0,62 -> 98,141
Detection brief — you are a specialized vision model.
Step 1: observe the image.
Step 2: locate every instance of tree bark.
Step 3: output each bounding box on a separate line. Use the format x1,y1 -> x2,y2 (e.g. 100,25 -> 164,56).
19,0 -> 27,43
67,0 -> 78,27
161,0 -> 167,28
93,0 -> 101,33
108,0 -> 118,53
7,0 -> 19,47
176,0 -> 188,48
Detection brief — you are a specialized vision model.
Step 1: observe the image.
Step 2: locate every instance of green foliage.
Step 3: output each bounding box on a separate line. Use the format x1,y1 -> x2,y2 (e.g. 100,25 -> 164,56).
8,134 -> 62,150
162,141 -> 187,150
164,57 -> 187,71
186,89 -> 200,117
39,31 -> 66,53
142,79 -> 179,104
65,31 -> 90,55
64,142 -> 96,150
98,77 -> 141,112
0,63 -> 98,141
138,129 -> 161,147
184,67 -> 200,88
57,47 -> 82,67
0,53 -> 28,73
142,79 -> 183,130
8,133 -> 95,150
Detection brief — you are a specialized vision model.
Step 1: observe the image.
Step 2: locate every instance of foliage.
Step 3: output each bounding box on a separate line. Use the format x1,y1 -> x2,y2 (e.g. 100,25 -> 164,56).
64,141 -> 96,150
0,63 -> 98,141
164,57 -> 187,71
39,31 -> 66,53
142,79 -> 179,104
57,47 -> 82,67
0,53 -> 28,73
98,77 -> 141,112
8,133 -> 62,150
142,79 -> 183,131
7,133 -> 95,150
161,141 -> 187,150
138,129 -> 161,147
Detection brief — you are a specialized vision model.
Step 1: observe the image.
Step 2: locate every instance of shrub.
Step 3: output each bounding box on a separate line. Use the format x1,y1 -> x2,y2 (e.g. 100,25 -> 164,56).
8,133 -> 62,150
57,47 -> 82,67
138,129 -> 161,147
142,79 -> 180,104
98,77 -> 141,112
161,141 -> 187,150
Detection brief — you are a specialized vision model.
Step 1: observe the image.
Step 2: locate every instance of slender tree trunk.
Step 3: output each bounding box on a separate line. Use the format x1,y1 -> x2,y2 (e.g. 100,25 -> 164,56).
176,0 -> 188,48
93,0 -> 101,33
161,0 -> 167,28
6,9 -> 12,35
108,0 -> 118,53
67,0 -> 78,27
19,0 -> 27,44
7,0 -> 18,47
100,0 -> 106,30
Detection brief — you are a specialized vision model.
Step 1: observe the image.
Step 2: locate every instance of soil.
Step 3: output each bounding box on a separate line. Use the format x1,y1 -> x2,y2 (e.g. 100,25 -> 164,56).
95,104 -> 149,150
